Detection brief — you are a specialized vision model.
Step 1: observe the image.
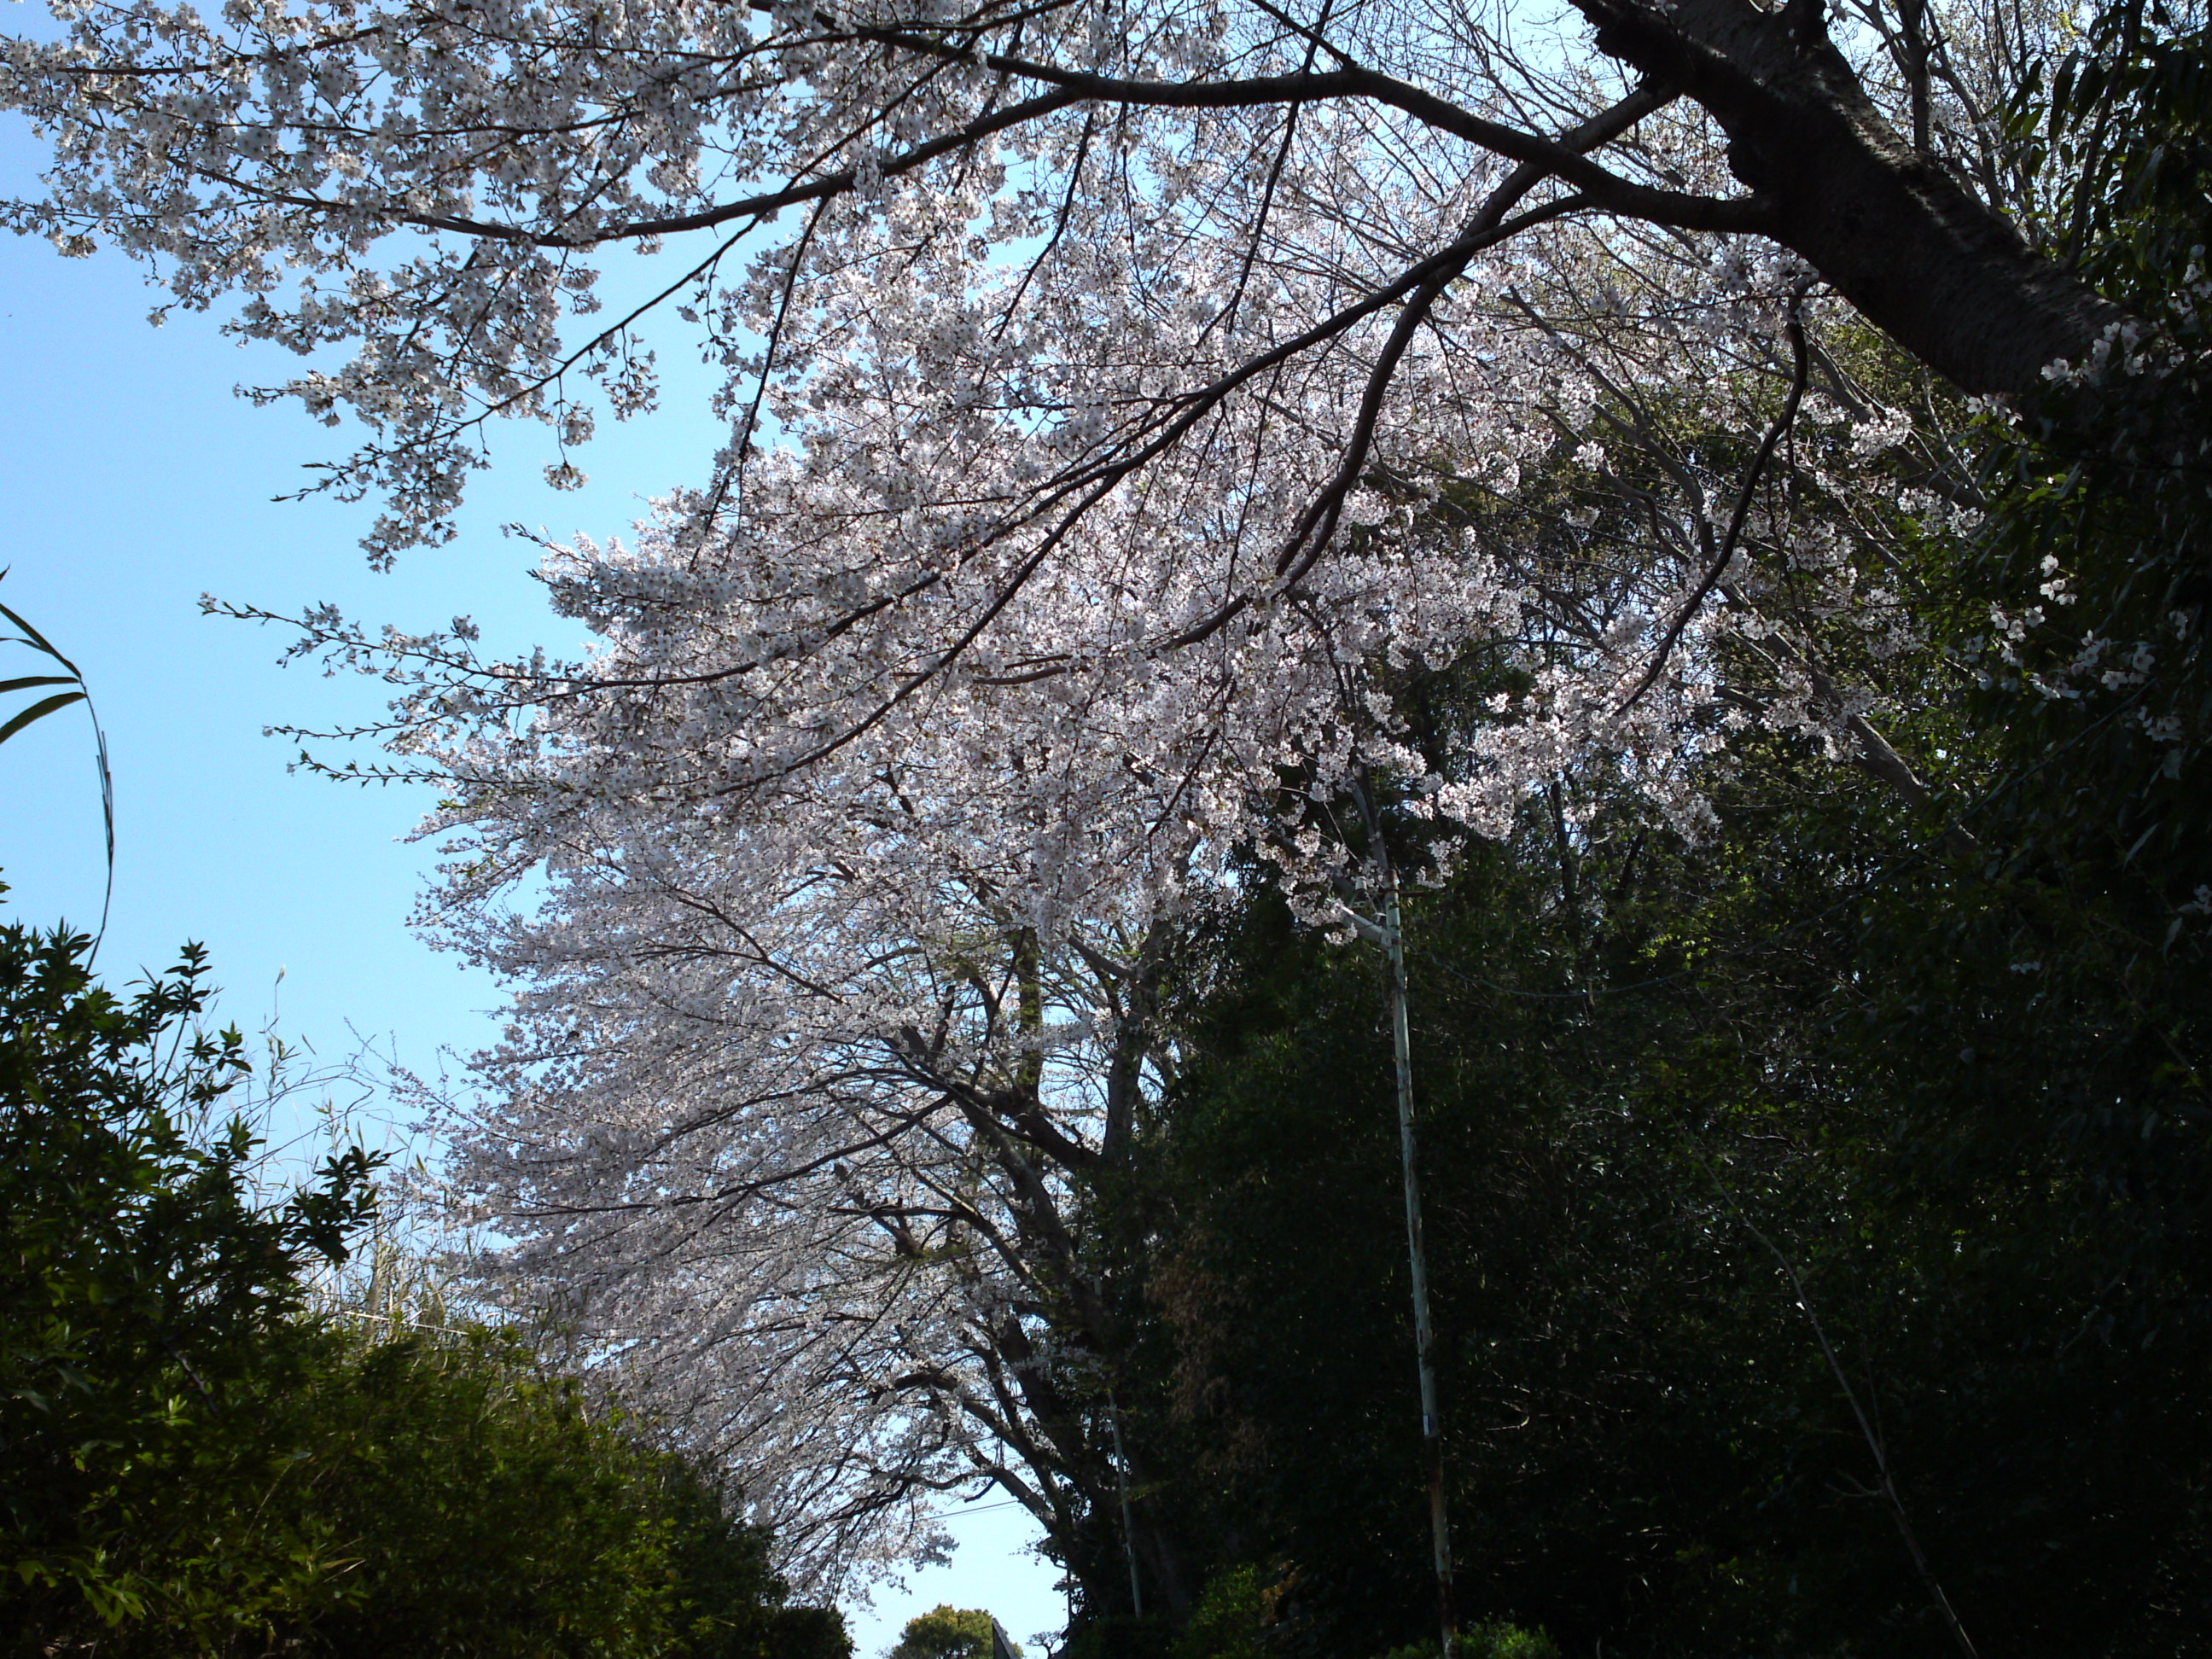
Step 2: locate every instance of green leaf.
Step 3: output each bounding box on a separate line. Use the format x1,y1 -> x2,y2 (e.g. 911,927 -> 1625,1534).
0,674 -> 79,696
0,689 -> 86,747
0,595 -> 84,677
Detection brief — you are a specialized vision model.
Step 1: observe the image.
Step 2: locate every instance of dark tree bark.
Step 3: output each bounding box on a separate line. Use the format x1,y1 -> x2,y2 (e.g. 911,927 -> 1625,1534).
1578,0 -> 2132,396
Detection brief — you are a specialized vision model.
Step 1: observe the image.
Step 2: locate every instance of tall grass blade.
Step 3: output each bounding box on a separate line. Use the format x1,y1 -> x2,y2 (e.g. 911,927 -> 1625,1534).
1,568 -> 117,954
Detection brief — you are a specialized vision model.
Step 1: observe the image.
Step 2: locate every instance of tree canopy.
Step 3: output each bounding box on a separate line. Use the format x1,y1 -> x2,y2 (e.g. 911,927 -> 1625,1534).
890,1604 -> 1020,1659
4,0 -> 2208,1635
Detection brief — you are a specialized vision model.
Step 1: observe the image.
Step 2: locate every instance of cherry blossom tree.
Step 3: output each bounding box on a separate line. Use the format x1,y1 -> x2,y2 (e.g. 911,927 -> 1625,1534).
0,0 -> 2154,1604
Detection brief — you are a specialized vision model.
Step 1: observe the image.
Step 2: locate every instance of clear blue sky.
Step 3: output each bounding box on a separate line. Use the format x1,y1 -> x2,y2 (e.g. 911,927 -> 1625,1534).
0,116 -> 1059,1656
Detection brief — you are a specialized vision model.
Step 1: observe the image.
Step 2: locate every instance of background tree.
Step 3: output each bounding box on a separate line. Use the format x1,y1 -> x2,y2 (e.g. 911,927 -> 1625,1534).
888,1604 -> 1020,1659
1105,554 -> 2211,1657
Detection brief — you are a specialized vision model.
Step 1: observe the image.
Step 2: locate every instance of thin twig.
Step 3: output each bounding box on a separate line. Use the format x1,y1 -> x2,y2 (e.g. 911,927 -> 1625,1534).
1696,1155 -> 1982,1659
1618,284 -> 1813,713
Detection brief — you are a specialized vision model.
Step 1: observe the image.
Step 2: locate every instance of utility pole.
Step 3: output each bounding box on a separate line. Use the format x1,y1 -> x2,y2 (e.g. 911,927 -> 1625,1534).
1339,861 -> 1457,1659
1108,1395 -> 1144,1620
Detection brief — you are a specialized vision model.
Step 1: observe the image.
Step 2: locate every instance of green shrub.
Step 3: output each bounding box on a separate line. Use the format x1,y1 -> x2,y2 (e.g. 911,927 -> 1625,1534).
0,923 -> 378,1642
0,923 -> 847,1658
1378,1621 -> 1561,1659
1169,1563 -> 1294,1659
267,1324 -> 840,1659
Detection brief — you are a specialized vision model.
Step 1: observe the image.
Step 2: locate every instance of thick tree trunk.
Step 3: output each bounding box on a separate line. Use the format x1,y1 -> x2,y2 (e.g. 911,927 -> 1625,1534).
1578,0 -> 2130,396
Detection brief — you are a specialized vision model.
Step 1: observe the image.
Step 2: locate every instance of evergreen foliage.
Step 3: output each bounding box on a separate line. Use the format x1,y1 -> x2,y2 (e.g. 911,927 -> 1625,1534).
888,1604 -> 1015,1659
0,917 -> 381,1637
1130,725 -> 2211,1656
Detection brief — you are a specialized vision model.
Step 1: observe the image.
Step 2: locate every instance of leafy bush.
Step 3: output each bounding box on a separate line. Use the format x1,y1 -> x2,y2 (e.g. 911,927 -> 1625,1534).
262,1323 -> 842,1659
1169,1563 -> 1295,1659
0,921 -> 379,1638
0,920 -> 848,1657
1377,1623 -> 1559,1659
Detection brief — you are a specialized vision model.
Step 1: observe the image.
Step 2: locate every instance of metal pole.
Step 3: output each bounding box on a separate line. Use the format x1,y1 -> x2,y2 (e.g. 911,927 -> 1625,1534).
1338,869 -> 1458,1659
1382,878 -> 1457,1659
1108,1396 -> 1144,1619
